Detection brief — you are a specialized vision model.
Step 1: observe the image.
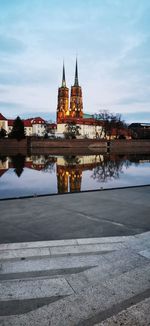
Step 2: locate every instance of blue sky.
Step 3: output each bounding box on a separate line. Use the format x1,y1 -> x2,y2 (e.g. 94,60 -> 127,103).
0,0 -> 150,122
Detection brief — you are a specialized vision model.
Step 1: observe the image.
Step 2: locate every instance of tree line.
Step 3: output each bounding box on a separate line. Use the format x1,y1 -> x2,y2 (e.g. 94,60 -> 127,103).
0,116 -> 25,140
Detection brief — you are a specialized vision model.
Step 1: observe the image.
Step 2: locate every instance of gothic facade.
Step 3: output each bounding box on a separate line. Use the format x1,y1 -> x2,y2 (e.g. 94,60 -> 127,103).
57,63 -> 69,123
56,60 -> 103,139
57,59 -> 83,123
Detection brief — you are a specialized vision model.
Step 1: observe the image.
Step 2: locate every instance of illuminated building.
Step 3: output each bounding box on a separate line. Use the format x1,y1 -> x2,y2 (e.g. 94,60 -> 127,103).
69,59 -> 83,119
56,60 -> 103,139
57,63 -> 69,123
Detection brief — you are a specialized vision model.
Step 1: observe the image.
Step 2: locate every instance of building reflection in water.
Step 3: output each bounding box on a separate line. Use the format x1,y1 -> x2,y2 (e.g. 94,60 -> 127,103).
0,155 -> 9,178
56,155 -> 102,193
0,153 -> 150,194
0,155 -> 56,178
57,166 -> 82,193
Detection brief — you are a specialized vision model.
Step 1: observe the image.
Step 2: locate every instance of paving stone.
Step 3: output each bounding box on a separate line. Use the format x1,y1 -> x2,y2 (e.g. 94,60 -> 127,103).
0,239 -> 78,251
130,297 -> 150,325
1,264 -> 150,326
50,243 -> 125,256
0,254 -> 106,275
66,254 -> 149,293
139,250 -> 150,259
0,226 -> 150,325
135,231 -> 150,240
95,311 -> 139,326
0,284 -> 116,326
126,240 -> 150,251
103,264 -> 150,300
0,247 -> 50,260
95,297 -> 150,325
0,278 -> 73,301
76,236 -> 129,245
103,248 -> 149,267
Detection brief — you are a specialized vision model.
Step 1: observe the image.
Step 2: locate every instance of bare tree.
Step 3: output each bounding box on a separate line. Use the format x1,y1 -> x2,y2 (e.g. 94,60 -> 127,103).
91,154 -> 131,183
95,110 -> 127,139
64,122 -> 81,139
0,128 -> 7,139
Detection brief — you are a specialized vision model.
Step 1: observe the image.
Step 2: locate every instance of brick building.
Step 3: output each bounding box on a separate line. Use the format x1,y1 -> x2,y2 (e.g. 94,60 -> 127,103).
56,60 -> 104,139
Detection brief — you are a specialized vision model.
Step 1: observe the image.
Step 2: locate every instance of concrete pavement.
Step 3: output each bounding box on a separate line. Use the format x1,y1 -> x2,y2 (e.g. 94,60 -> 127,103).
0,186 -> 150,324
0,185 -> 150,243
0,231 -> 150,325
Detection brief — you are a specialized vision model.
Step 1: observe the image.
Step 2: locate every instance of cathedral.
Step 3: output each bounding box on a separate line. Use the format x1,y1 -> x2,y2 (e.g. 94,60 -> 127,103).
56,60 -> 103,139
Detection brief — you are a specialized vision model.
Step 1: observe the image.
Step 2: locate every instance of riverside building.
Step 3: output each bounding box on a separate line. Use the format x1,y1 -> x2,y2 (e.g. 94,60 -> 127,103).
0,115 -> 46,137
56,60 -> 104,139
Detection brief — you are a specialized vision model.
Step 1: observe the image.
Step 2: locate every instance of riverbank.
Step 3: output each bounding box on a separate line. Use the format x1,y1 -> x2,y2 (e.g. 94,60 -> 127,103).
0,138 -> 150,155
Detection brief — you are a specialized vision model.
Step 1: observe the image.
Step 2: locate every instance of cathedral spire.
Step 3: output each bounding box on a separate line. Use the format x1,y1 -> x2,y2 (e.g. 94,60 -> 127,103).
62,62 -> 66,87
57,62 -> 69,123
70,58 -> 83,118
74,58 -> 79,86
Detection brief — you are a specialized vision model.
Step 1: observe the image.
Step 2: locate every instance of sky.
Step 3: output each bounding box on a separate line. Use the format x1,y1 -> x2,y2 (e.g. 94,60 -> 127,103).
0,0 -> 150,123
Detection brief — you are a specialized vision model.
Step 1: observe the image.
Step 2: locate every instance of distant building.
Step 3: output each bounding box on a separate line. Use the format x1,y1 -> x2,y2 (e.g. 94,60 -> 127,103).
129,123 -> 150,139
0,113 -> 8,132
0,114 -> 47,137
30,117 -> 46,137
46,122 -> 57,137
23,119 -> 33,136
7,120 -> 14,134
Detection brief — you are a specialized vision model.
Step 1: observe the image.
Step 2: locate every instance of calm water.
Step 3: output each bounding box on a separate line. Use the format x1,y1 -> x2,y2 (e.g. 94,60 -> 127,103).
0,153 -> 150,199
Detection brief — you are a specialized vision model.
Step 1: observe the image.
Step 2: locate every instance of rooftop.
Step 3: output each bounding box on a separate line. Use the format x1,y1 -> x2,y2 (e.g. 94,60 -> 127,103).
0,113 -> 7,121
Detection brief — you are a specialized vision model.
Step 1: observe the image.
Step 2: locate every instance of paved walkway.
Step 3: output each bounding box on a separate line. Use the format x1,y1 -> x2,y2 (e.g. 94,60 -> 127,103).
0,186 -> 150,324
0,185 -> 150,243
0,232 -> 150,325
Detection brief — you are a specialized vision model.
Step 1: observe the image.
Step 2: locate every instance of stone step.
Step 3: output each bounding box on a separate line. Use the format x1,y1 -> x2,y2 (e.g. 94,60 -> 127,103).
0,236 -> 126,251
94,297 -> 150,326
0,231 -> 149,261
0,246 -> 149,283
0,249 -> 149,300
1,263 -> 150,325
65,250 -> 149,293
0,266 -> 95,282
0,242 -> 126,260
0,253 -> 106,275
0,277 -> 74,302
0,233 -> 150,323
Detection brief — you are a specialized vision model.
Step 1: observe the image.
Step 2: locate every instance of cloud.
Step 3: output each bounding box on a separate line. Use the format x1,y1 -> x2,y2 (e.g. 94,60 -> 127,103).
0,35 -> 25,54
0,0 -> 150,122
0,35 -> 26,55
0,69 -> 56,86
122,111 -> 150,123
116,96 -> 150,106
0,101 -> 24,109
21,111 -> 56,121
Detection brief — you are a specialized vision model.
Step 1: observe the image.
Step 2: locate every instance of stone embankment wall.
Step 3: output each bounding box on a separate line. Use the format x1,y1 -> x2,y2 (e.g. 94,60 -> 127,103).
0,138 -> 150,155
110,140 -> 150,153
31,139 -> 107,149
30,139 -> 107,155
0,139 -> 27,155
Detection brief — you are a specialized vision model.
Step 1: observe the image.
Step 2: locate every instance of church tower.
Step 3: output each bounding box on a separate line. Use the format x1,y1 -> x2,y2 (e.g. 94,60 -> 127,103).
57,63 -> 69,123
70,59 -> 83,119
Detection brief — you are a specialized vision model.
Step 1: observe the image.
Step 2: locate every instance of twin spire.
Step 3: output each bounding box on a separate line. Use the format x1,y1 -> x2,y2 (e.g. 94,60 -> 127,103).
62,62 -> 66,87
74,58 -> 79,86
61,59 -> 79,88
